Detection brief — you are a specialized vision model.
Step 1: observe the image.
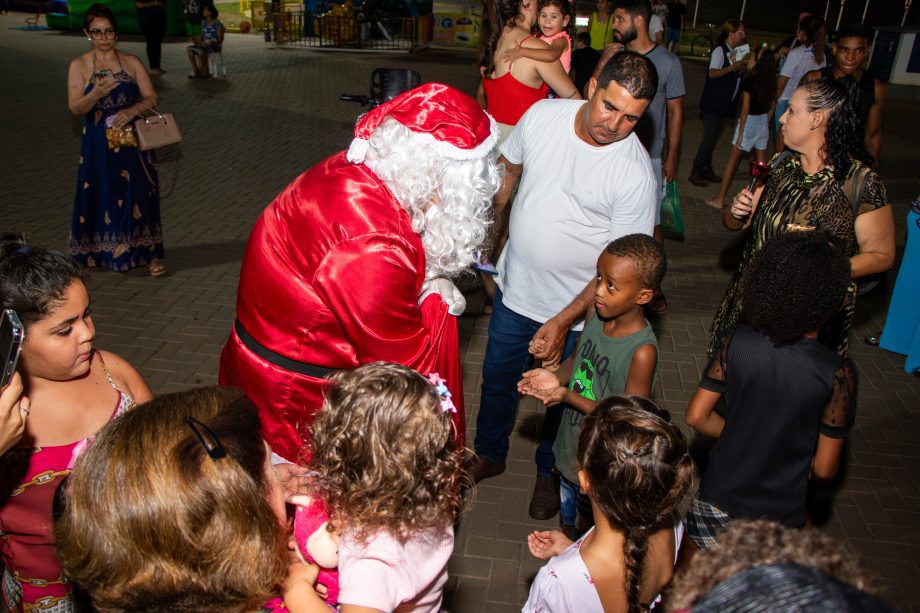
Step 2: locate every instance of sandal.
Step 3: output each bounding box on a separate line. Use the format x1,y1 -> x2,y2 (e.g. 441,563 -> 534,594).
149,259 -> 167,277
647,291 -> 668,315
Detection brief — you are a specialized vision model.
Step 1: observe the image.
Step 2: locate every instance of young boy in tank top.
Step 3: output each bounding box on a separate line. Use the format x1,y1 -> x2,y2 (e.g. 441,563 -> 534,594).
518,234 -> 664,538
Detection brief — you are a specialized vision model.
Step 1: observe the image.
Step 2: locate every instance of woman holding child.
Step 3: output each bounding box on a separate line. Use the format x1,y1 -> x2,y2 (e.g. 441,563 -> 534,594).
478,0 -> 579,140
710,76 -> 895,357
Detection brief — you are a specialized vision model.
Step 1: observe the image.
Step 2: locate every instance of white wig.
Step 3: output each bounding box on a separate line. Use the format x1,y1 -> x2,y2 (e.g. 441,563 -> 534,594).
364,117 -> 503,280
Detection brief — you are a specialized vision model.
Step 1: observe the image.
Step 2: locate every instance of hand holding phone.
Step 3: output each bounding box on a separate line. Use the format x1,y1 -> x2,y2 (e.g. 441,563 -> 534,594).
0,372 -> 28,456
95,68 -> 114,81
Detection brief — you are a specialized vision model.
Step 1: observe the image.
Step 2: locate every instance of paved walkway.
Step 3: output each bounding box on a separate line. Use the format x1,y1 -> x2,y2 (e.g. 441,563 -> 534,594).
2,14 -> 918,611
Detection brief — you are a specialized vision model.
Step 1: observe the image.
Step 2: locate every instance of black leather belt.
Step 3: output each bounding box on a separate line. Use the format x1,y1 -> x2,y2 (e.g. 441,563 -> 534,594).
234,319 -> 336,380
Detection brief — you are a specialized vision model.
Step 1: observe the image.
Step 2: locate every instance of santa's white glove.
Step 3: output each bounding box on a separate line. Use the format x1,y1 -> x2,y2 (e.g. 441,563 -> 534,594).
419,278 -> 466,317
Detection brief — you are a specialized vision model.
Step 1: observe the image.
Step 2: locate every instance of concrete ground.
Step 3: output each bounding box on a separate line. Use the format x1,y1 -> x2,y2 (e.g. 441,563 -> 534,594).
2,13 -> 919,611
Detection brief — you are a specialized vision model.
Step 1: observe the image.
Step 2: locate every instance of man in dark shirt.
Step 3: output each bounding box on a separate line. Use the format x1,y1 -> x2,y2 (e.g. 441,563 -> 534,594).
571,32 -> 601,96
801,23 -> 886,165
664,0 -> 686,53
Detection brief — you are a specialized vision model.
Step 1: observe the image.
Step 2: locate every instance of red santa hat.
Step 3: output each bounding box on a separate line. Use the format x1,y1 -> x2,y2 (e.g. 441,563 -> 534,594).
346,82 -> 499,165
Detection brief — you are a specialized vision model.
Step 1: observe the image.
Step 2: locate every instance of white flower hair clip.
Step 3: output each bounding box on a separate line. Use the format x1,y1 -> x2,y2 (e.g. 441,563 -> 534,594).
427,372 -> 457,414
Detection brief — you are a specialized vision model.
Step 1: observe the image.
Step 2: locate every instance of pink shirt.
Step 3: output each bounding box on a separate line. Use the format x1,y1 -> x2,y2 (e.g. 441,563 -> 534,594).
541,31 -> 572,73
337,525 -> 454,612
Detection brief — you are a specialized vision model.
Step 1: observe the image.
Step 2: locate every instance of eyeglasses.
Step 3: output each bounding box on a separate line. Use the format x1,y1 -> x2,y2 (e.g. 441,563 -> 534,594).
185,416 -> 227,461
88,28 -> 116,39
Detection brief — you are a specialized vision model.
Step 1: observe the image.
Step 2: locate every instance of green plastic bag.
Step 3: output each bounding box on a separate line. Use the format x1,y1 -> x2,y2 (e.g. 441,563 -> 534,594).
659,179 -> 685,235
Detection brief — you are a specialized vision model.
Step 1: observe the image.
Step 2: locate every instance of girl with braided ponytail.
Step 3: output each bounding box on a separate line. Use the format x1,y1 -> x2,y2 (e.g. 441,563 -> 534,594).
524,396 -> 696,612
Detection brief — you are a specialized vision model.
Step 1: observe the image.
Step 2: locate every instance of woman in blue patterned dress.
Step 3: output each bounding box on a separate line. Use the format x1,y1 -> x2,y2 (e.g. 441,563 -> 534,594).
67,3 -> 166,276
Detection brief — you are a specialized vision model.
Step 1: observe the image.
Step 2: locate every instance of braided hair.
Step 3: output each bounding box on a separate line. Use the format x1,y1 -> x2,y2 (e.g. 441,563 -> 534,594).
799,76 -> 874,180
578,396 -> 696,612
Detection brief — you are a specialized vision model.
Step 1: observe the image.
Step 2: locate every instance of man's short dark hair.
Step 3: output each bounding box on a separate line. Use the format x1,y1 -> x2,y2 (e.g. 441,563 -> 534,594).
834,23 -> 871,45
596,50 -> 659,100
577,31 -> 592,47
614,0 -> 652,26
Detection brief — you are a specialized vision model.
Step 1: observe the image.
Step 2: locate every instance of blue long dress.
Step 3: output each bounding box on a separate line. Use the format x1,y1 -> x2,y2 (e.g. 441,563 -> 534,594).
68,64 -> 164,271
880,202 -> 920,374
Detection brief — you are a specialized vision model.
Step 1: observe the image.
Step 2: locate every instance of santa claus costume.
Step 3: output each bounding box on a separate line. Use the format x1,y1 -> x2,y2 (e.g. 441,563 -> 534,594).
219,83 -> 500,462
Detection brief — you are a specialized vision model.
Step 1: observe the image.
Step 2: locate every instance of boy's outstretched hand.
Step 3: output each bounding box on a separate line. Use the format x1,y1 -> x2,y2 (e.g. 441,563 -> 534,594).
518,368 -> 566,406
527,530 -> 573,560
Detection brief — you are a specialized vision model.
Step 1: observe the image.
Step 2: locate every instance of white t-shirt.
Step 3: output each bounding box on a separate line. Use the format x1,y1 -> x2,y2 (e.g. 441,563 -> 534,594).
649,14 -> 664,40
496,99 -> 657,329
337,526 -> 454,612
779,45 -> 824,101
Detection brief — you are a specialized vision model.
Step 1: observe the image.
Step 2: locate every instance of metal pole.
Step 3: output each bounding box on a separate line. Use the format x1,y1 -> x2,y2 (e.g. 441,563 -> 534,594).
836,0 -> 846,30
692,0 -> 700,29
824,0 -> 831,20
903,0 -> 912,26
861,0 -> 870,23
740,0 -> 746,21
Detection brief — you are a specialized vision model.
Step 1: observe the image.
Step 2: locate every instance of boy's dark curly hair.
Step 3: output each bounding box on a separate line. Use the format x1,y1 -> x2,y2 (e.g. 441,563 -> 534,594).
605,233 -> 666,290
741,231 -> 850,346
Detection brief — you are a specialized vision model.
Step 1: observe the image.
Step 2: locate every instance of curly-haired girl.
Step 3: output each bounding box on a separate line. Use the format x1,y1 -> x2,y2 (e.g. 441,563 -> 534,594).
524,396 -> 695,612
686,232 -> 855,554
285,362 -> 465,612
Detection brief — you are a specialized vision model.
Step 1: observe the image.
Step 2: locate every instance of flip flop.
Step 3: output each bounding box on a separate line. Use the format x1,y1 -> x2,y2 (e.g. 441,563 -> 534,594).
705,197 -> 724,211
149,260 -> 167,277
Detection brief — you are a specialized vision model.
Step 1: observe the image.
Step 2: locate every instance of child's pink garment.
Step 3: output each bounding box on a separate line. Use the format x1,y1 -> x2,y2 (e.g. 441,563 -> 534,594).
523,523 -> 684,611
541,31 -> 572,72
337,525 -> 454,612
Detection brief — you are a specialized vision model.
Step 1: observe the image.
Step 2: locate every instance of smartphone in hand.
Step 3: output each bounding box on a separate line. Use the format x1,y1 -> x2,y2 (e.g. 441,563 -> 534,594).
94,68 -> 114,81
0,310 -> 24,389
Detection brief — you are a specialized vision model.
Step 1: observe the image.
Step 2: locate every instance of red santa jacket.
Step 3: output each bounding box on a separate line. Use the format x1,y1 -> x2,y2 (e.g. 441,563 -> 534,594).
219,152 -> 464,462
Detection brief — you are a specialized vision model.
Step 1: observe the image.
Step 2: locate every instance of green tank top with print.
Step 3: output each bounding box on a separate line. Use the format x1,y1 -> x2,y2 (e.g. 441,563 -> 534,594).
553,314 -> 658,483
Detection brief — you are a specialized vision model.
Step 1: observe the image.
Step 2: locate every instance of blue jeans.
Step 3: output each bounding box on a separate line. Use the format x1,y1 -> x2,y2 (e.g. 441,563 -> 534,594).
474,289 -> 579,476
559,474 -> 594,537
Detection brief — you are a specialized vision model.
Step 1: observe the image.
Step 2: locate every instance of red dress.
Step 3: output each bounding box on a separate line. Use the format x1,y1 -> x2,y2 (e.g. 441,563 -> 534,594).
219,153 -> 465,463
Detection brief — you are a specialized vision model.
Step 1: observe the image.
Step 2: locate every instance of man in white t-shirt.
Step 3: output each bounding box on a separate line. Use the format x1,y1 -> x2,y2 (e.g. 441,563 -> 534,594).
470,51 -> 659,520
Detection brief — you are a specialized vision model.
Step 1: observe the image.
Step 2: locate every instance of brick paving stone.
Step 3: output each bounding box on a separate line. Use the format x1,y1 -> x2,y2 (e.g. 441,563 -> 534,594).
3,12 -> 920,611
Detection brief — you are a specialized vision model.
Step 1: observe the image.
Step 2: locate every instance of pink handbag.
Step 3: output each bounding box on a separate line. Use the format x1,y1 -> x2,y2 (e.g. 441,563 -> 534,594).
133,107 -> 182,151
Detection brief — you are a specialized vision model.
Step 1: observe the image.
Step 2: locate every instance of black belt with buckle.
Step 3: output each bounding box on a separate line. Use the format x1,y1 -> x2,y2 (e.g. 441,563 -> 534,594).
234,319 -> 336,380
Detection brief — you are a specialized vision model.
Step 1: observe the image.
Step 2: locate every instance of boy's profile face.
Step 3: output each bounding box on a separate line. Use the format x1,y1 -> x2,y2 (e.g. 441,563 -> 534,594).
594,252 -> 653,319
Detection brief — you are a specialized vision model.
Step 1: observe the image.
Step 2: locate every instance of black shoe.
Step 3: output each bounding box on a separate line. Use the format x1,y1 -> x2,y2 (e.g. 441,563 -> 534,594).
688,170 -> 709,187
466,454 -> 506,484
702,167 -> 721,183
529,474 -> 561,520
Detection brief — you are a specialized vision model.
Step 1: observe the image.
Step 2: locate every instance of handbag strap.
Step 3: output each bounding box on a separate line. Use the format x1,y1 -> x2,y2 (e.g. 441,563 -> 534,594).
135,102 -> 165,121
